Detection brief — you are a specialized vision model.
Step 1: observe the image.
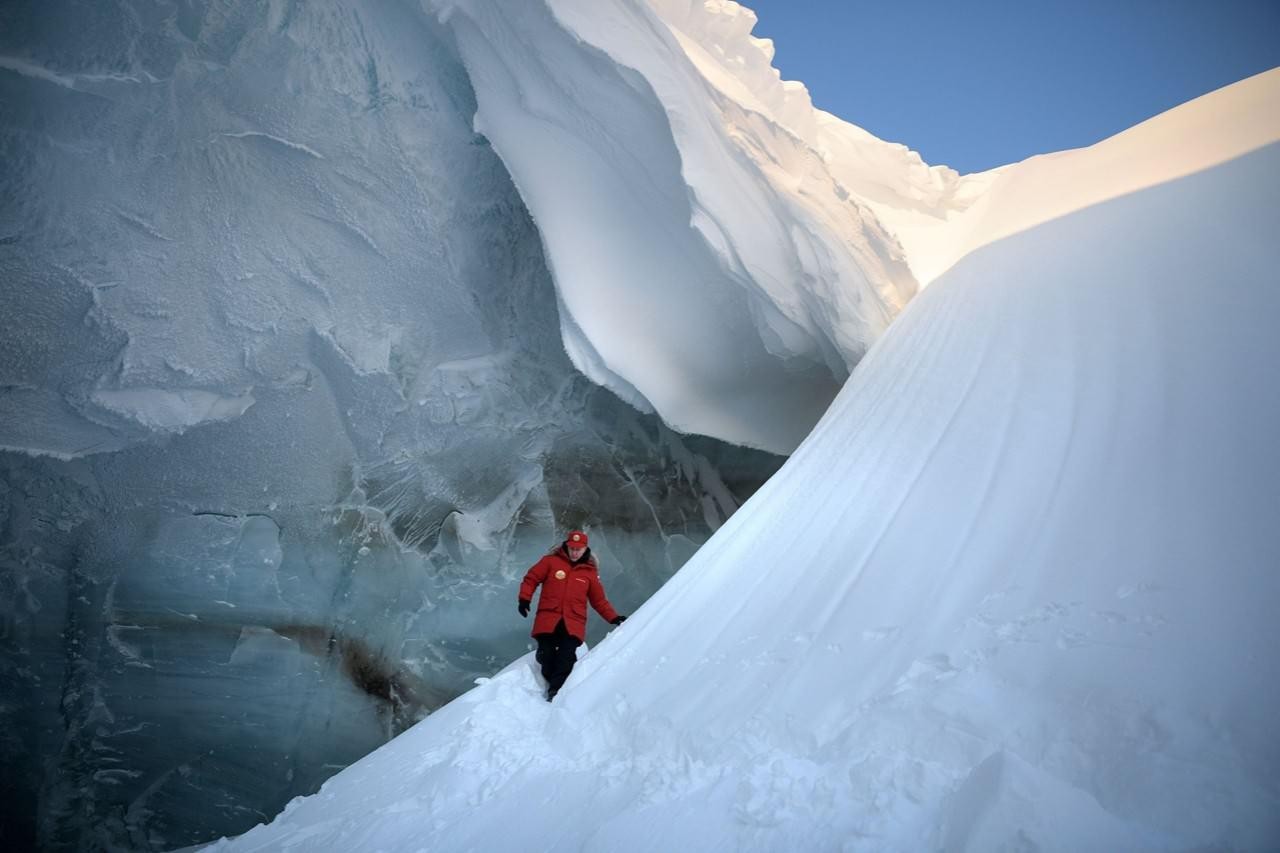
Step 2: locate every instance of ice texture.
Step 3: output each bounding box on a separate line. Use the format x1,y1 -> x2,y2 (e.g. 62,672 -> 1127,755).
215,125 -> 1280,853
0,1 -> 782,849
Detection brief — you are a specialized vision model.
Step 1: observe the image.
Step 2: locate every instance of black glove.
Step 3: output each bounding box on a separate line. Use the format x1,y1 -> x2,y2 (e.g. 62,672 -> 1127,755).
518,599 -> 530,618
611,615 -> 627,625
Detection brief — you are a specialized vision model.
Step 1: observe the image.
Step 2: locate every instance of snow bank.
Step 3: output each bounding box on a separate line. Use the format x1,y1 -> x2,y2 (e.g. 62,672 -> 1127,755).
211,134 -> 1280,853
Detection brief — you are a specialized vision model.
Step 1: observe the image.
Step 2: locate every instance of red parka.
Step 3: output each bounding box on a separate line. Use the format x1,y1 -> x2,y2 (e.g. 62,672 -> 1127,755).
520,546 -> 619,641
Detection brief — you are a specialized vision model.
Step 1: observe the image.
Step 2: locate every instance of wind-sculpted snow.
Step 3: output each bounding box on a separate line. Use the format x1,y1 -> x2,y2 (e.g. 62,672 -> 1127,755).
215,139 -> 1280,852
434,0 -> 924,454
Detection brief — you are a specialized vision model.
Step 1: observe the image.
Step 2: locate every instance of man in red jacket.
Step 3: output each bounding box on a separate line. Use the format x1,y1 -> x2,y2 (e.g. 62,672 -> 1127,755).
519,530 -> 626,701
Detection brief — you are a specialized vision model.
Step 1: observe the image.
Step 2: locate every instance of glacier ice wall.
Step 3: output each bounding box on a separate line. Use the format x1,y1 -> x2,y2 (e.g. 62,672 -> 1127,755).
0,1 -> 782,849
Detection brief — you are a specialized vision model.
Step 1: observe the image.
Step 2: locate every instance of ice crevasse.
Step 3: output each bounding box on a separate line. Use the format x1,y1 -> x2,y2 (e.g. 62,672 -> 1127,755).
214,1 -> 1280,850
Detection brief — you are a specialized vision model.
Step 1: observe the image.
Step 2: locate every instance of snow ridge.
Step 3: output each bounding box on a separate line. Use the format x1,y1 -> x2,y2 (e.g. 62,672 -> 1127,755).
647,0 -> 821,140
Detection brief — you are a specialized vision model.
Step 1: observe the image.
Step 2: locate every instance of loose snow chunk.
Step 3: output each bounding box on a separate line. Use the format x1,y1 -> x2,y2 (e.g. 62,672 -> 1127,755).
92,388 -> 255,432
321,325 -> 403,376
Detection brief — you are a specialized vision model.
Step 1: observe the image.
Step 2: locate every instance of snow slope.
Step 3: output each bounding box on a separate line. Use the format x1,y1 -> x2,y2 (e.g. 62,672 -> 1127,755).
211,128 -> 1280,853
867,67 -> 1280,286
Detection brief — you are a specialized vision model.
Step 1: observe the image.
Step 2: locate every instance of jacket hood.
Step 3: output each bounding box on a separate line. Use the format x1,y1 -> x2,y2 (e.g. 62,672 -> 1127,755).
552,543 -> 597,568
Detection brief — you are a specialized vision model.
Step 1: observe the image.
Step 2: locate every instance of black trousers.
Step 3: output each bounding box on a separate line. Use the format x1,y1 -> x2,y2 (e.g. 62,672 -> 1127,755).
534,619 -> 581,695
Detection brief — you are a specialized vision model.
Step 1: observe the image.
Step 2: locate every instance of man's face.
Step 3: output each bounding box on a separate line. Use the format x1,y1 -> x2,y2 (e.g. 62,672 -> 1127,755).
567,543 -> 586,560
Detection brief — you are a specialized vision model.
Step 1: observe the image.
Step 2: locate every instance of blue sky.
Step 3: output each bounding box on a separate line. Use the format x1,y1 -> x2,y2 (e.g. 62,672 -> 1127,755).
743,0 -> 1280,174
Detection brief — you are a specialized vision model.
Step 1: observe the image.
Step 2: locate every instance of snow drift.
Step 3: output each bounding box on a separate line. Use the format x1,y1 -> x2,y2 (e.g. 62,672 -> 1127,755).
436,0 -> 931,453
213,64 -> 1280,852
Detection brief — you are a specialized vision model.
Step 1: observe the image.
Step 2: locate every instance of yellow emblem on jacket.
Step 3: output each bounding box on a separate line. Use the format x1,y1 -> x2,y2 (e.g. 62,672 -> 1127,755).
555,569 -> 567,580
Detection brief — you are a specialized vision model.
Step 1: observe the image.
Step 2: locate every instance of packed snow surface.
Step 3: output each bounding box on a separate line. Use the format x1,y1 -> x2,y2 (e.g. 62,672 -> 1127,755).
213,64 -> 1280,852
